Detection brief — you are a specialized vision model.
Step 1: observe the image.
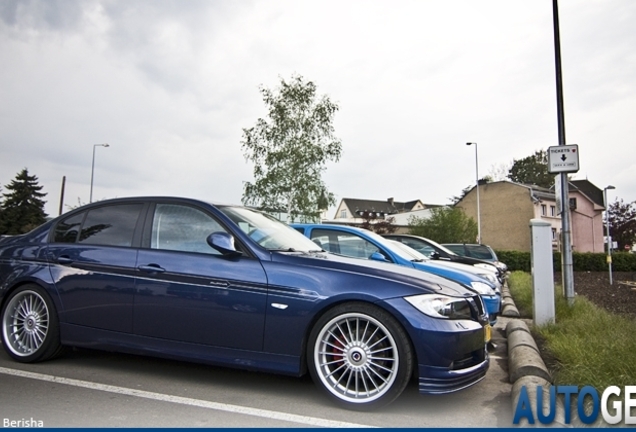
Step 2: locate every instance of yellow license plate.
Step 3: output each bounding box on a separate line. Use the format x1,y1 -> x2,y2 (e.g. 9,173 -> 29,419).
484,324 -> 492,343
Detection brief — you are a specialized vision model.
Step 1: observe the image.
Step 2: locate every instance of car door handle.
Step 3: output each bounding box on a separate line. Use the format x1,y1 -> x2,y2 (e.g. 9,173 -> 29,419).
138,264 -> 166,274
57,256 -> 73,265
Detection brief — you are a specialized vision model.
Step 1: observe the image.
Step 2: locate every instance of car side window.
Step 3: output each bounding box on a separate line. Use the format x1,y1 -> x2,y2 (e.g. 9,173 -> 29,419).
53,212 -> 85,243
311,229 -> 382,259
78,204 -> 143,247
151,204 -> 225,255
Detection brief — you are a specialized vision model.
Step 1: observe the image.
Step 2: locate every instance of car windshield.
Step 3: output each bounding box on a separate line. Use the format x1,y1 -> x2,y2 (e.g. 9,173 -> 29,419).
420,237 -> 458,256
386,239 -> 430,262
466,245 -> 497,260
219,206 -> 323,252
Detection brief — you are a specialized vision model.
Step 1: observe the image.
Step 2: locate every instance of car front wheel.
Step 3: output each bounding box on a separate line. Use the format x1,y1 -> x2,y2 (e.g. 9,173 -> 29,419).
307,302 -> 413,410
1,285 -> 62,363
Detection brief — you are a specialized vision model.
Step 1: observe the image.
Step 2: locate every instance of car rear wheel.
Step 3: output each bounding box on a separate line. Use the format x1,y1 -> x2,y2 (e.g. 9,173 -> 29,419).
307,302 -> 413,410
1,285 -> 62,363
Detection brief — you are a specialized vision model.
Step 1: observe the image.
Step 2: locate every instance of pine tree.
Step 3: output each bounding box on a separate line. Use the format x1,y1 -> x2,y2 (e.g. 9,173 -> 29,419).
0,168 -> 48,235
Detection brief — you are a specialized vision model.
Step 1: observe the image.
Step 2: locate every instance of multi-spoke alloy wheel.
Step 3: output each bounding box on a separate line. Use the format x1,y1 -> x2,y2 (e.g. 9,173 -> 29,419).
1,285 -> 61,363
308,303 -> 412,410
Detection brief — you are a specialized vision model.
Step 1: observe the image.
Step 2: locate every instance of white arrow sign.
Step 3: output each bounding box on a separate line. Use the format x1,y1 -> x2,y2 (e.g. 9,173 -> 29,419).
548,144 -> 580,174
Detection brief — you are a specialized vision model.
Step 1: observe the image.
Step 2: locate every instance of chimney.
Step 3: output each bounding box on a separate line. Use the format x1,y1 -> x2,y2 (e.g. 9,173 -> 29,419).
387,197 -> 394,206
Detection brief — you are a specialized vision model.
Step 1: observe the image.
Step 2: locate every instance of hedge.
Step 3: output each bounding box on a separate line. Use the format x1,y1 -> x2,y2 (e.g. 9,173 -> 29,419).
494,250 -> 636,273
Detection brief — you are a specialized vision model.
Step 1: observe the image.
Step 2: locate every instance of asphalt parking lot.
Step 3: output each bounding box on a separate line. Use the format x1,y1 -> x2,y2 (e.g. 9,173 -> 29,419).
0,318 -> 514,428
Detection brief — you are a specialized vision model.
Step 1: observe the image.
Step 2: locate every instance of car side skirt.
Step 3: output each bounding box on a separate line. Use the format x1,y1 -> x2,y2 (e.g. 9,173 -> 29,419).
60,323 -> 303,376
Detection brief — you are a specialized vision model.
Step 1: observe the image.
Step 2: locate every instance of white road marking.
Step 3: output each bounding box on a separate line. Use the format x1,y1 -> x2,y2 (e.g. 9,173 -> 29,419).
0,366 -> 373,428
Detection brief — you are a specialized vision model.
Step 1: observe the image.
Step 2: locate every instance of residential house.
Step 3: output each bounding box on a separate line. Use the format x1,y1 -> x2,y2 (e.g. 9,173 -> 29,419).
329,197 -> 441,232
455,180 -> 605,252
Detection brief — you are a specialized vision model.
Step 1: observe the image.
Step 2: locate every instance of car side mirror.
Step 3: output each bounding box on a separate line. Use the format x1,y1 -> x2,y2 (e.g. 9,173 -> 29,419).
369,251 -> 389,262
207,232 -> 242,258
430,251 -> 440,259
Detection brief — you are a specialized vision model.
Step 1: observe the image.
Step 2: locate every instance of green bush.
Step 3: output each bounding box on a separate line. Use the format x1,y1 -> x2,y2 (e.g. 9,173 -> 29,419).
495,249 -> 636,272
496,250 -> 531,272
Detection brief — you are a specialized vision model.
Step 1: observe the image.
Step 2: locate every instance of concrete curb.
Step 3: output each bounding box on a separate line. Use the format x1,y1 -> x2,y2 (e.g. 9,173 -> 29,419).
502,286 -> 588,428
501,285 -> 520,317
506,320 -> 552,384
502,287 -> 574,427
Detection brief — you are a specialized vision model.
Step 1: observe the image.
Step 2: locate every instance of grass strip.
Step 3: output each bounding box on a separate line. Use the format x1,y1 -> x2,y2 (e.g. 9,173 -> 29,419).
507,271 -> 636,389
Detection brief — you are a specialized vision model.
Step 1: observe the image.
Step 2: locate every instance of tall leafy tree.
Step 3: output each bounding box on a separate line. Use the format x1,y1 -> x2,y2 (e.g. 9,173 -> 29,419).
241,74 -> 342,222
407,207 -> 477,243
606,198 -> 636,250
0,168 -> 48,235
507,150 -> 553,188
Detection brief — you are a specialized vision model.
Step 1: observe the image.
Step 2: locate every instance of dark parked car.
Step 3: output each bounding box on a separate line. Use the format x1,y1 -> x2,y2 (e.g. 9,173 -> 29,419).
441,243 -> 508,274
0,197 -> 490,410
384,234 -> 504,281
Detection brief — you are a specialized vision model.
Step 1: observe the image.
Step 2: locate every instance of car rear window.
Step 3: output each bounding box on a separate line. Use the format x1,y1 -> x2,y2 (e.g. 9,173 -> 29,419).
78,204 -> 143,247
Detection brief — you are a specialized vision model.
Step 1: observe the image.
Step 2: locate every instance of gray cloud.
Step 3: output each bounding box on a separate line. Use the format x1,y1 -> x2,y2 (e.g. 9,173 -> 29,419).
1,0 -> 635,218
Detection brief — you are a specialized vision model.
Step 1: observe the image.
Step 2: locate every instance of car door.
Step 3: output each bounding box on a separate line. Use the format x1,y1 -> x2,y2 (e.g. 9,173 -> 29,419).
47,202 -> 144,333
133,202 -> 268,351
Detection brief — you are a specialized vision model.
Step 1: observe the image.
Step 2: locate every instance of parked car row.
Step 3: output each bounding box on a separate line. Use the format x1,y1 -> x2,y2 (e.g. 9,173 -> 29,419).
0,197 -> 492,411
385,234 -> 508,282
292,225 -> 503,325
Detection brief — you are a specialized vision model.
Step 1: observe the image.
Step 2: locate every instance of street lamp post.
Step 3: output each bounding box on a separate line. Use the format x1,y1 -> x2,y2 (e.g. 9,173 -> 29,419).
604,185 -> 616,285
466,142 -> 481,244
90,143 -> 110,203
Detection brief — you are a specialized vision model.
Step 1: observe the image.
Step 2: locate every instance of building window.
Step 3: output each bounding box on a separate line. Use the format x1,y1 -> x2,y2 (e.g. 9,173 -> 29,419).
340,210 -> 347,219
541,204 -> 547,216
550,205 -> 556,216
552,228 -> 557,240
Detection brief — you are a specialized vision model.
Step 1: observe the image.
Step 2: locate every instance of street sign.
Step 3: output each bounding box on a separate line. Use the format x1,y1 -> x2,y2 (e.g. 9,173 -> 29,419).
548,144 -> 580,174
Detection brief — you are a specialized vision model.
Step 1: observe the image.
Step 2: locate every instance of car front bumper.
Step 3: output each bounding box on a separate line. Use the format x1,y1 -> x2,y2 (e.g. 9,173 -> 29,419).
418,352 -> 489,394
382,297 -> 490,395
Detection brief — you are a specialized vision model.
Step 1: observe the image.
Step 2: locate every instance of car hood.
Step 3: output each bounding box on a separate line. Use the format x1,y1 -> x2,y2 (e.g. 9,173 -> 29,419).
425,260 -> 498,284
271,250 -> 474,298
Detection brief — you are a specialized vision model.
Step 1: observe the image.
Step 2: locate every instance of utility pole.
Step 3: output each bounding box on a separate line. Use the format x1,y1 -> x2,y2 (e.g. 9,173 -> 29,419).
552,0 -> 574,305
58,176 -> 66,216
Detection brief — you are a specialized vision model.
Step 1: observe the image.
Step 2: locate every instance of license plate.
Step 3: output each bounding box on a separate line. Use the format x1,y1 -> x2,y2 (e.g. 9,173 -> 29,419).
484,324 -> 492,343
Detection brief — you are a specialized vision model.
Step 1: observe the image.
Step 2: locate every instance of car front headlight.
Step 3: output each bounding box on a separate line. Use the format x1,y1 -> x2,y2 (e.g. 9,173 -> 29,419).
405,294 -> 473,320
470,281 -> 495,295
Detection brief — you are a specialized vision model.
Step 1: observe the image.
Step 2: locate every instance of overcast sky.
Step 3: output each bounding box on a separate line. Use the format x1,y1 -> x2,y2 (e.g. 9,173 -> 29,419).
1,0 -> 635,218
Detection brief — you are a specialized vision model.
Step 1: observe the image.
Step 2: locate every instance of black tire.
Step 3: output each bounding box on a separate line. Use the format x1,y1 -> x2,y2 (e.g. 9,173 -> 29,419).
307,302 -> 413,410
1,284 -> 63,363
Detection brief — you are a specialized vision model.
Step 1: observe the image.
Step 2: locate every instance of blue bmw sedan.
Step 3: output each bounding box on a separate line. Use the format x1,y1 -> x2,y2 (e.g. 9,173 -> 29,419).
0,197 -> 489,410
292,224 -> 502,324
